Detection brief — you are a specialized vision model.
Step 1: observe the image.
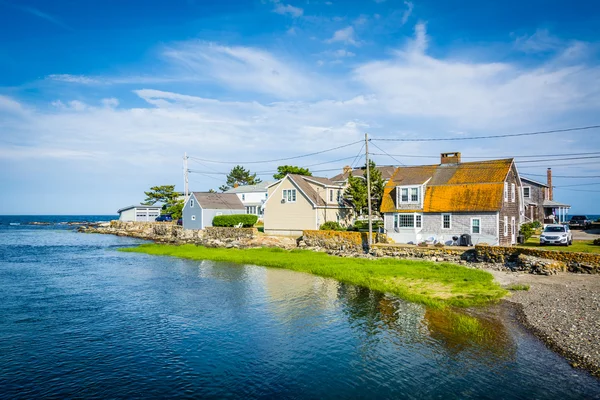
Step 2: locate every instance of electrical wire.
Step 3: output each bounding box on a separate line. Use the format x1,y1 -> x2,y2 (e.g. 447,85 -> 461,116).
367,151 -> 600,159
369,142 -> 406,166
370,125 -> 600,142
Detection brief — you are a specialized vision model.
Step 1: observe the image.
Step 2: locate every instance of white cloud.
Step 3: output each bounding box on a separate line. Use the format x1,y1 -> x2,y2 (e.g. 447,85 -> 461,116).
273,3 -> 303,17
47,74 -> 100,84
102,98 -> 119,108
401,1 -> 414,25
514,29 -> 564,53
326,26 -> 358,45
162,41 -> 328,99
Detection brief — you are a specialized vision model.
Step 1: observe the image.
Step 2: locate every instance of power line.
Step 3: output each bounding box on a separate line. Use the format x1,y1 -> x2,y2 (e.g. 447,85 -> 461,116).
522,173 -> 600,178
555,183 -> 600,187
368,151 -> 600,159
369,141 -> 406,166
188,140 -> 362,164
370,124 -> 600,142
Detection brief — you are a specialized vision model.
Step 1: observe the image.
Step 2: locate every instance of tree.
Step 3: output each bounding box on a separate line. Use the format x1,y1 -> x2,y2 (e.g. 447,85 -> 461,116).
273,165 -> 312,180
219,165 -> 262,192
144,185 -> 179,206
166,200 -> 184,220
343,161 -> 385,217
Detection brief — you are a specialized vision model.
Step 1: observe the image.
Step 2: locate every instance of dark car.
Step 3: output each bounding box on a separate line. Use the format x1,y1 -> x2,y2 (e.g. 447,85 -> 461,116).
155,214 -> 173,222
568,215 -> 591,230
177,218 -> 182,226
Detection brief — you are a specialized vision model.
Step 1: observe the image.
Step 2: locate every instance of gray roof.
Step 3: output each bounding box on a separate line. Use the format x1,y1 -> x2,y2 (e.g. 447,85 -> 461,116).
224,181 -> 273,194
543,199 -> 571,208
331,166 -> 397,182
521,177 -> 549,187
287,174 -> 346,207
192,192 -> 245,210
117,204 -> 162,213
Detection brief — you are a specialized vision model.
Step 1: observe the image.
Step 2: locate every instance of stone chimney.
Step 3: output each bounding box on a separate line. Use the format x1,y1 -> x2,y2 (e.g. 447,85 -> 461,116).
343,165 -> 353,176
441,152 -> 461,165
547,168 -> 553,201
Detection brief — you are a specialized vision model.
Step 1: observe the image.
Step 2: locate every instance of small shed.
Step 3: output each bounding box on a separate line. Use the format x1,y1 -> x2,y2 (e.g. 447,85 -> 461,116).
182,192 -> 246,230
117,205 -> 162,222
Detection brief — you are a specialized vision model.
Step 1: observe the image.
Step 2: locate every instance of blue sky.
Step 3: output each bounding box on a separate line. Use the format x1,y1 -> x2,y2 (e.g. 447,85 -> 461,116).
1,0 -> 599,214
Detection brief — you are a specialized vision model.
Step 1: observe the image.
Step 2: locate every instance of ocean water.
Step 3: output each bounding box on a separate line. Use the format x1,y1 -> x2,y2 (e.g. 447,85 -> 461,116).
1,216 -> 599,399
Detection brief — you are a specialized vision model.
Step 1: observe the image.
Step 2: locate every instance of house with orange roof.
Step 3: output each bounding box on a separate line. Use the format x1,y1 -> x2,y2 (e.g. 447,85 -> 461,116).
380,152 -> 524,246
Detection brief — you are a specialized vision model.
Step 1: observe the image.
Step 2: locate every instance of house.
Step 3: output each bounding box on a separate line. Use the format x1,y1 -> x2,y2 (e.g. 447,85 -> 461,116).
330,165 -> 397,184
117,205 -> 162,222
182,192 -> 246,230
380,152 -> 523,246
263,174 -> 352,235
224,181 -> 273,219
521,168 -> 570,224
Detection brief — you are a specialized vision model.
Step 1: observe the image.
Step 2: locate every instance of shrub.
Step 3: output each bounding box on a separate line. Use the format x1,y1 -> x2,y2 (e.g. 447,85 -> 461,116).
520,222 -> 535,241
531,220 -> 542,229
594,238 -> 600,246
418,241 -> 429,247
212,214 -> 258,227
434,242 -> 445,248
320,221 -> 344,231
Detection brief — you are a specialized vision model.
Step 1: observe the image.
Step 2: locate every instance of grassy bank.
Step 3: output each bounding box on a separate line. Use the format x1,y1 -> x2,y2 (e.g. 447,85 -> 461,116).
520,238 -> 600,254
120,244 -> 507,308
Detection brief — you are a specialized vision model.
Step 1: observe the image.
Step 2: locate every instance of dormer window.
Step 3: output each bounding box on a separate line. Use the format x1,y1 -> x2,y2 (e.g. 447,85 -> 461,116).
397,186 -> 421,205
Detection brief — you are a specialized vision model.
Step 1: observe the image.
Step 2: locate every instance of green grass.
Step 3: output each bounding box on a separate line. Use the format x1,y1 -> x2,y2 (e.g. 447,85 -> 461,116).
519,238 -> 600,253
120,244 -> 507,308
506,284 -> 530,291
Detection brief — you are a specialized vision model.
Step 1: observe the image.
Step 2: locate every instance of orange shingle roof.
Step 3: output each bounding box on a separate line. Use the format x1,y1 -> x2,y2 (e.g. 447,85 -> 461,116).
380,159 -> 513,213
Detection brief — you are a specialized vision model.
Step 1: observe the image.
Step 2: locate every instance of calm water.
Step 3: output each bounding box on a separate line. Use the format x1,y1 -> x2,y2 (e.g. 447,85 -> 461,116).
1,217 -> 599,399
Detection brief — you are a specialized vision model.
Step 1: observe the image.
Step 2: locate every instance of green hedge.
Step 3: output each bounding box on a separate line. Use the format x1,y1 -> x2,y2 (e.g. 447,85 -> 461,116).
319,221 -> 344,231
520,222 -> 535,241
212,214 -> 258,227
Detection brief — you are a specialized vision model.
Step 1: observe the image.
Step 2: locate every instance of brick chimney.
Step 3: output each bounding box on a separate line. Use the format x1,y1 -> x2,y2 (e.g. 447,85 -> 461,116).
233,183 -> 239,188
441,152 -> 461,165
547,168 -> 553,201
343,165 -> 353,176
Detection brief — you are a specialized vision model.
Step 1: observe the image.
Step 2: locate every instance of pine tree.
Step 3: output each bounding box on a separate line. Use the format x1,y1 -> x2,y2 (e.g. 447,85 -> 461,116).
219,165 -> 262,192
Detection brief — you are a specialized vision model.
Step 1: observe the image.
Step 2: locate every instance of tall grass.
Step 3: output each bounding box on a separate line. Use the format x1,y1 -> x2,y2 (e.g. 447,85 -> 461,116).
120,244 -> 507,308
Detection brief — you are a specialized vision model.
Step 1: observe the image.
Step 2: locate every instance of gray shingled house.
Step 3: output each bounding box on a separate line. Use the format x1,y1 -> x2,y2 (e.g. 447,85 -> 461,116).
182,192 -> 246,230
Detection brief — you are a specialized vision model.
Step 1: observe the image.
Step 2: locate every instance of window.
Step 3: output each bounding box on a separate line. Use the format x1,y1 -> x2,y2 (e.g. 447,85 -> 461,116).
471,218 -> 481,234
504,182 -> 508,202
329,189 -> 334,202
337,190 -> 342,201
282,189 -> 296,202
504,216 -> 508,236
191,215 -> 196,221
523,187 -> 530,198
415,215 -> 422,228
442,214 -> 451,229
399,214 -> 414,228
241,194 -> 245,201
410,187 -> 419,202
394,214 -> 416,228
511,217 -> 516,236
511,183 -> 516,202
190,199 -> 194,208
265,193 -> 268,199
246,206 -> 257,214
401,188 -> 409,202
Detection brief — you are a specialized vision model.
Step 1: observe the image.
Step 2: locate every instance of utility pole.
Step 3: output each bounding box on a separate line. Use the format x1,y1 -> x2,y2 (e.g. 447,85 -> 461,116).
183,152 -> 189,200
365,133 -> 372,249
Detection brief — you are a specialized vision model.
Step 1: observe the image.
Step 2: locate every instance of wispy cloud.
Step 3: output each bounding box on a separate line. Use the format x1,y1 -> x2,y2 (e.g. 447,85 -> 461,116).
401,1 -> 414,25
18,5 -> 71,30
48,74 -> 100,84
273,2 -> 303,17
514,29 -> 564,53
326,26 -> 358,45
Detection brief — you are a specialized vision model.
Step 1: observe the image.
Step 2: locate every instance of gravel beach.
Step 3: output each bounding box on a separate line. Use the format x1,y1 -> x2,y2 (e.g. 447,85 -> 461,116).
491,270 -> 600,377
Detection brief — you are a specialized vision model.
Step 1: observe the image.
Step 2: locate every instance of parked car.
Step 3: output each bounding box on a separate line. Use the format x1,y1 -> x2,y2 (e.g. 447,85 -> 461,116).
540,224 -> 572,246
155,214 -> 173,222
568,215 -> 592,230
177,218 -> 182,226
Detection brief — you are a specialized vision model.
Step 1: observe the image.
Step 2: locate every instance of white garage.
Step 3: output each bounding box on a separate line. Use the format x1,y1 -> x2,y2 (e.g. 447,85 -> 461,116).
117,205 -> 162,222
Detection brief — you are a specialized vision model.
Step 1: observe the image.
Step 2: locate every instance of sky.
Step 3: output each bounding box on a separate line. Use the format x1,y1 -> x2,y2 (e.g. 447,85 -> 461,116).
1,0 -> 599,215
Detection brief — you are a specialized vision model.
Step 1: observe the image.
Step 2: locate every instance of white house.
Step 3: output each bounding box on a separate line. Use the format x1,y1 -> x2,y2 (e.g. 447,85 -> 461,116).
117,205 -> 162,222
224,181 -> 273,218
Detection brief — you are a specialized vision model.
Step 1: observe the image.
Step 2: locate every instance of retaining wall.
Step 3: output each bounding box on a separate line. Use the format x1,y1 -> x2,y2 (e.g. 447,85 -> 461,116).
301,230 -> 390,252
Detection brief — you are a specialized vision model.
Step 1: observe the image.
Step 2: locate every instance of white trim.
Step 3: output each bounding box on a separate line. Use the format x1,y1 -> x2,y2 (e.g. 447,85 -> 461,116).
263,179 -> 285,207
511,216 -> 516,244
522,186 -> 531,199
441,213 -> 452,230
190,199 -> 194,208
282,188 -> 297,203
504,216 -> 508,236
496,212 -> 500,245
191,215 -> 196,221
471,217 -> 481,234
396,185 -> 422,207
504,182 -> 508,202
511,183 -> 516,203
287,176 -> 317,207
520,177 -> 549,188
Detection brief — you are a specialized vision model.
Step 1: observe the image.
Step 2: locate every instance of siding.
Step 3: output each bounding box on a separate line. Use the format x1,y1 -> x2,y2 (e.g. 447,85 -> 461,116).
119,208 -> 136,222
385,212 -> 498,245
182,195 -> 203,230
499,165 -> 522,246
523,180 -> 547,222
264,177 -> 317,235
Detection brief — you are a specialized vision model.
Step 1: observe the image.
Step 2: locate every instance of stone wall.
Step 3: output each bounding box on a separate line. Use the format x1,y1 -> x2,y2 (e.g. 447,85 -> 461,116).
81,220 -> 204,243
475,244 -> 600,273
300,230 -> 390,252
204,227 -> 258,241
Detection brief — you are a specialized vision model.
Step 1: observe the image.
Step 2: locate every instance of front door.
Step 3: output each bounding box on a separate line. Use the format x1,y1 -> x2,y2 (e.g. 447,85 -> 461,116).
511,217 -> 516,245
